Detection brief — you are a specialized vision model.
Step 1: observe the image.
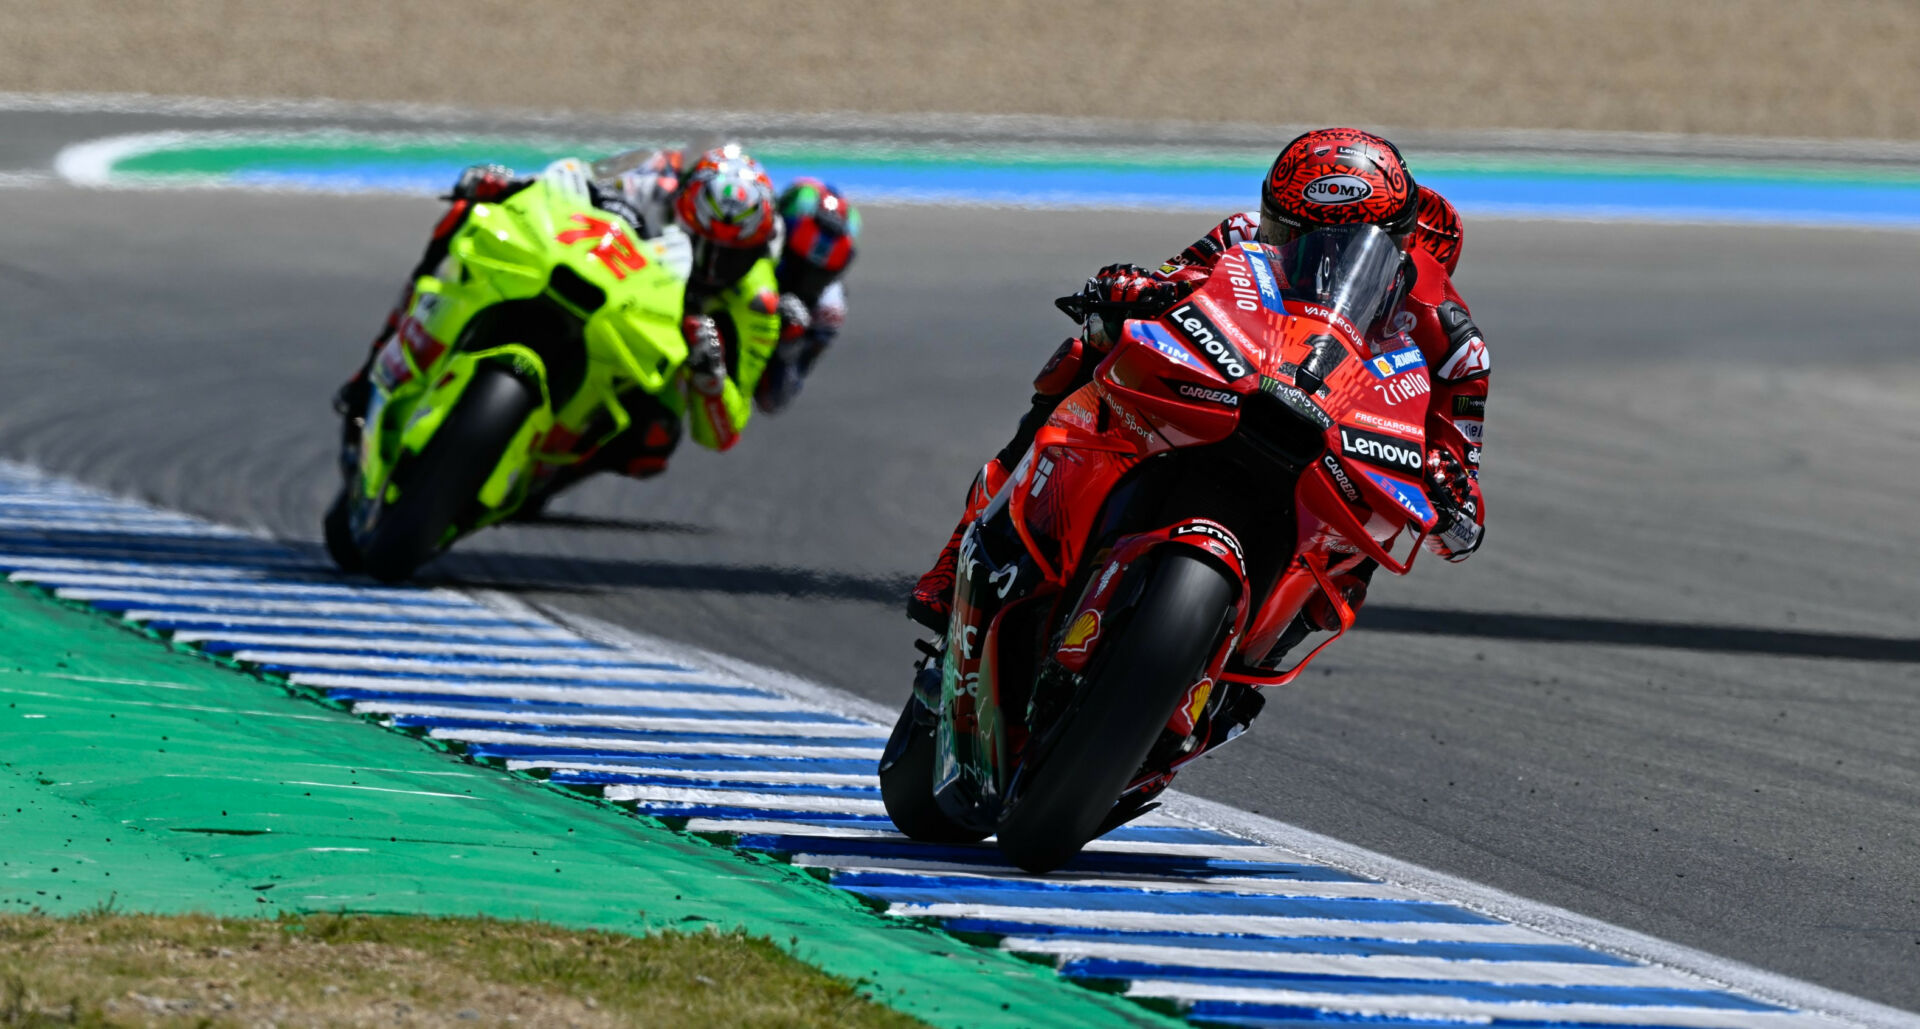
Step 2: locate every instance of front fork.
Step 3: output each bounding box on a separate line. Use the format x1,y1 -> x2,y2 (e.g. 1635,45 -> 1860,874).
355,343 -> 553,517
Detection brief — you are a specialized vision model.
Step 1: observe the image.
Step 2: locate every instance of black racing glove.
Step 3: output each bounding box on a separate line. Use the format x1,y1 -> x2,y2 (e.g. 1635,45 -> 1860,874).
447,163 -> 518,202
682,315 -> 728,398
1054,263 -> 1191,344
1423,447 -> 1483,562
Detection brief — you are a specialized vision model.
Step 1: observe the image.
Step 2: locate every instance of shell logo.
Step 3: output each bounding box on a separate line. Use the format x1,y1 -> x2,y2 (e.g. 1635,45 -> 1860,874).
1059,610 -> 1102,655
1185,678 -> 1215,724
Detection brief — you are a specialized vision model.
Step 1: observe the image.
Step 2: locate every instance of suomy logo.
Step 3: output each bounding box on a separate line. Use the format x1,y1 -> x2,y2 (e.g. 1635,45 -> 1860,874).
1166,304 -> 1251,381
1302,174 -> 1375,206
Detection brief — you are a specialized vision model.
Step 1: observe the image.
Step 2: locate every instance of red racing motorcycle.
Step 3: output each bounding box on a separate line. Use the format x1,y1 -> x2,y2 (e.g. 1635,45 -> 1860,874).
880,224 -> 1444,872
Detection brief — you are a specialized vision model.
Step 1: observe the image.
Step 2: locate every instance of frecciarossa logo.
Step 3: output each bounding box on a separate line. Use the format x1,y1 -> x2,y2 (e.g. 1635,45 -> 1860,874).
1338,424 -> 1423,475
1166,302 -> 1251,381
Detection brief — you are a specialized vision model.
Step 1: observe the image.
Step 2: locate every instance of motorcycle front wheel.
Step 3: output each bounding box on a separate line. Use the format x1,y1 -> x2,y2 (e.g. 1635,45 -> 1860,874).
879,696 -> 991,844
994,548 -> 1234,873
353,366 -> 537,583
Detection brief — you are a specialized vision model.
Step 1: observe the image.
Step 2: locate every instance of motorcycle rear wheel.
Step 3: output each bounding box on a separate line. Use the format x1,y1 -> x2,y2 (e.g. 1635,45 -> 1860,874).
879,697 -> 991,844
355,367 -> 537,583
995,549 -> 1234,873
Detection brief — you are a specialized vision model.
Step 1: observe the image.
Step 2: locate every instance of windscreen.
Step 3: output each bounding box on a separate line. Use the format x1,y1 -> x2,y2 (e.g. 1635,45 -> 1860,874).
1270,224 -> 1407,338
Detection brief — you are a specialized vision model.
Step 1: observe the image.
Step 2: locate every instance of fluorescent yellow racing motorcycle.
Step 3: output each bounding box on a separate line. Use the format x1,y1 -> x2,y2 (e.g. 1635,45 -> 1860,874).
324,166 -> 690,582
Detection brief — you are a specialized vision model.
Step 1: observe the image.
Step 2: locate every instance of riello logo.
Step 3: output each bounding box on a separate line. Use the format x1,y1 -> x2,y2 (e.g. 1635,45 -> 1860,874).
1302,174 -> 1374,206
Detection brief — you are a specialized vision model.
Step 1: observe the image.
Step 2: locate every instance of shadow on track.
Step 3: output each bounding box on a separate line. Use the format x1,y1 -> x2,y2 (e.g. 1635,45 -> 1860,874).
421,549 -> 913,606
1359,605 -> 1920,664
505,513 -> 716,535
6,522 -> 1911,663
423,546 -> 1920,663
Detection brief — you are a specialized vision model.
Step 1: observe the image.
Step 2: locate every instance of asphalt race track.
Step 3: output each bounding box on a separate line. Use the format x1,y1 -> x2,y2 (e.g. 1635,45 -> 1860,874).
2,115 -> 1918,1013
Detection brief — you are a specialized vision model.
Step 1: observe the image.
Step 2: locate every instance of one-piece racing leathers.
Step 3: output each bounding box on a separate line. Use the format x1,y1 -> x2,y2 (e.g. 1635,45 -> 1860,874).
908,195 -> 1491,654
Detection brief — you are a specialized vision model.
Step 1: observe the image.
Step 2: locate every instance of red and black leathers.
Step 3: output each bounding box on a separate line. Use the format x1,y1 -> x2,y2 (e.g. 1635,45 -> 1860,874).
909,191 -> 1490,632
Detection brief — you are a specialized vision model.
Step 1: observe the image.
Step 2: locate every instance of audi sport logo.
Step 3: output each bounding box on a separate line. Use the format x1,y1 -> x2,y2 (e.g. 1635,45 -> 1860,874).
1302,174 -> 1374,206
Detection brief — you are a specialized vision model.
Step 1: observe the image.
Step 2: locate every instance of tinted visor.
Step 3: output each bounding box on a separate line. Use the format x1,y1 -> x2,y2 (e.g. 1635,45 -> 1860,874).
688,237 -> 765,293
1271,224 -> 1409,337
1254,216 -> 1304,248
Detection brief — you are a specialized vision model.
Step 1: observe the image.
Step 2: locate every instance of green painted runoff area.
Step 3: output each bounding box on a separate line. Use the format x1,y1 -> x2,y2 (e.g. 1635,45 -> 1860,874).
0,584 -> 1176,1029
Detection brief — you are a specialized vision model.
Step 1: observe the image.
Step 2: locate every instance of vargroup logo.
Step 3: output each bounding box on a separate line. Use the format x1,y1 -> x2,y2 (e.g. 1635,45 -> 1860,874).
1303,174 -> 1375,206
1339,424 -> 1424,475
1166,303 -> 1251,381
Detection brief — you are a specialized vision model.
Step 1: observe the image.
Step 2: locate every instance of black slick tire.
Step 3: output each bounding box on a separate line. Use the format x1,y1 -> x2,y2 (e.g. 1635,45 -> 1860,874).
879,698 -> 990,844
995,549 -> 1234,873
356,367 -> 536,583
322,489 -> 362,573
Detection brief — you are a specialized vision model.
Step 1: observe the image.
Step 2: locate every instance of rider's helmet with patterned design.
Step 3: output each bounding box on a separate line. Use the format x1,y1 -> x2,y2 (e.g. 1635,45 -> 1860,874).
1256,128 -> 1419,247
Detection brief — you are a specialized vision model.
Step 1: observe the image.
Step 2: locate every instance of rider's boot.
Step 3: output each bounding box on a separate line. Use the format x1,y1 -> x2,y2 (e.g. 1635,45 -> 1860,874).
907,458 -> 1010,633
331,298 -> 411,479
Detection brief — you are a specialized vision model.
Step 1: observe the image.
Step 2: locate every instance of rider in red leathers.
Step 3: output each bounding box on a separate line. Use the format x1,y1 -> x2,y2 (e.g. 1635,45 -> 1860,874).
908,128 -> 1490,662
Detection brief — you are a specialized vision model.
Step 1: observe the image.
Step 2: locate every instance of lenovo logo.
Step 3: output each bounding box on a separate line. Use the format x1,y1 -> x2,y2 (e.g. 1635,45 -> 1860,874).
1167,303 -> 1251,381
1339,425 -> 1423,474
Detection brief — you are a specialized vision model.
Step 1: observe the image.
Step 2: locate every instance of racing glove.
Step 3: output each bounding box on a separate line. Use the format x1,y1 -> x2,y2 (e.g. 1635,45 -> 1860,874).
448,163 -> 518,202
1422,447 -> 1483,562
682,315 -> 729,398
776,292 -> 812,343
1057,263 -> 1191,347
1087,262 -> 1187,312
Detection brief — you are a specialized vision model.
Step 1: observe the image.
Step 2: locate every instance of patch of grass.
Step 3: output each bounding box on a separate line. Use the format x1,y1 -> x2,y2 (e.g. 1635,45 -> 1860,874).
0,912 -> 927,1027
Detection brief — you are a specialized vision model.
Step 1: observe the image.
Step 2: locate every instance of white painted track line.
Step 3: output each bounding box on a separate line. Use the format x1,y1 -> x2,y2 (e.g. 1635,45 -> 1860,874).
1,459 -> 1907,1029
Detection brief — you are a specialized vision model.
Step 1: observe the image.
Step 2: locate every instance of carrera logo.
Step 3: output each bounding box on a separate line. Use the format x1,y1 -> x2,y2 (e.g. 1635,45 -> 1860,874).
1166,303 -> 1251,381
1322,454 -> 1361,503
1302,174 -> 1374,206
1340,424 -> 1424,474
1173,522 -> 1244,562
1174,382 -> 1240,407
